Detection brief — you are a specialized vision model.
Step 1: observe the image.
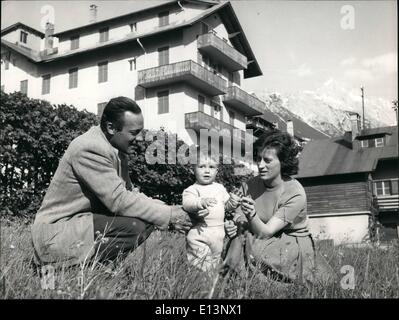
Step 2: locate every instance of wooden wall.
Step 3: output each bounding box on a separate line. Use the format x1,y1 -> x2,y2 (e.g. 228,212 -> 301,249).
299,174 -> 372,215
372,159 -> 399,180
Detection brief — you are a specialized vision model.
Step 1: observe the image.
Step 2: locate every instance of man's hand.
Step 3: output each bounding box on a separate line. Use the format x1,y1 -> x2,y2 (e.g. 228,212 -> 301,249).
169,206 -> 193,234
224,220 -> 238,238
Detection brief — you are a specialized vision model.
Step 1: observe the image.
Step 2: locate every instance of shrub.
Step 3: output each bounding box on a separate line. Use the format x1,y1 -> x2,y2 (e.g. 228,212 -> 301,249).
127,131 -> 251,205
0,91 -> 99,219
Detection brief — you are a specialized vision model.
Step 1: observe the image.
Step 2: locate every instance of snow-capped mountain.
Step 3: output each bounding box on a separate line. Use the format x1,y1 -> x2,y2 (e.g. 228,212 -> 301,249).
255,79 -> 397,137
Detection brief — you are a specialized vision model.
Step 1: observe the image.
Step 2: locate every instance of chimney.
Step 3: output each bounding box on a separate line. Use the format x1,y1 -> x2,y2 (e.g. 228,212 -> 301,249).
90,4 -> 98,23
286,120 -> 294,137
45,22 -> 54,50
349,112 -> 361,140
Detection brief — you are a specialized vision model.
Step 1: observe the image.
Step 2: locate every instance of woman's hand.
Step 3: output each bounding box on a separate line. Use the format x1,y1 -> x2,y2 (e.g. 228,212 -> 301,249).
241,196 -> 256,220
228,192 -> 241,209
224,220 -> 237,238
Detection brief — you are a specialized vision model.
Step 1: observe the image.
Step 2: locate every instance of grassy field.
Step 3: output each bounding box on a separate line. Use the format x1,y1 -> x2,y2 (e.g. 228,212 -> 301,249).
1,218 -> 398,299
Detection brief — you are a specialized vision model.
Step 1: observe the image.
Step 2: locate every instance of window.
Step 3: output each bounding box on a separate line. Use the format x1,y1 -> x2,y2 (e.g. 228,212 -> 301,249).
42,74 -> 51,95
198,95 -> 205,112
197,51 -> 203,65
228,72 -> 234,86
4,58 -> 9,70
69,67 -> 78,89
20,31 -> 28,44
202,55 -> 210,70
99,27 -> 109,43
211,102 -> 222,121
97,102 -> 107,118
70,36 -> 80,50
129,58 -> 137,71
98,61 -> 108,83
375,181 -> 391,196
159,11 -> 169,27
229,110 -> 235,127
20,80 -> 28,95
157,90 -> 169,114
210,61 -> 218,74
158,46 -> 169,66
361,140 -> 369,148
392,180 -> 399,195
375,137 -> 384,147
129,22 -> 137,32
201,22 -> 209,35
368,139 -> 375,148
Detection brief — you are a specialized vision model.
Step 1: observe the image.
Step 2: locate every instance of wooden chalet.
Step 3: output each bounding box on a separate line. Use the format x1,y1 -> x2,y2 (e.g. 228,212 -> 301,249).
296,113 -> 398,244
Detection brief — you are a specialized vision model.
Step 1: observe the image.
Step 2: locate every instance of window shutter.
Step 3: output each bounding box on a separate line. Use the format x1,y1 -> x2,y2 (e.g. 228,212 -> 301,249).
158,90 -> 169,114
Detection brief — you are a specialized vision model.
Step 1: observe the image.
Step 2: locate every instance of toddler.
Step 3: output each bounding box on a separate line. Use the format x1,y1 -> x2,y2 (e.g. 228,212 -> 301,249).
182,150 -> 241,272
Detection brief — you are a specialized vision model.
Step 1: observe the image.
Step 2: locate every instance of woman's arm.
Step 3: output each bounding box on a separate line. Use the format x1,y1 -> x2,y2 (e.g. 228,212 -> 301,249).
246,215 -> 288,239
241,196 -> 287,238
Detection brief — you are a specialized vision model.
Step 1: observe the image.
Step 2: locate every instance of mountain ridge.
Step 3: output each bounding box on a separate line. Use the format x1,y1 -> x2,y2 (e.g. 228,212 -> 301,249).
254,79 -> 397,137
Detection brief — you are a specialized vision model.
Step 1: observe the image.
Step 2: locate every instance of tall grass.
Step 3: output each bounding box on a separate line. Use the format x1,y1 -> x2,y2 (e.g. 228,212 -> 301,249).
1,218 -> 398,299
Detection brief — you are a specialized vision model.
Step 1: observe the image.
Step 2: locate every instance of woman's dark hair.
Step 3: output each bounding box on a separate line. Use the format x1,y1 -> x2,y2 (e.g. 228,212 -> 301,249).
253,129 -> 302,178
100,96 -> 142,131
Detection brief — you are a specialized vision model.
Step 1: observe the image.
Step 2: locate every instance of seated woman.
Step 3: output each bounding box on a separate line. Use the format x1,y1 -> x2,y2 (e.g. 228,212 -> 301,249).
223,130 -> 334,284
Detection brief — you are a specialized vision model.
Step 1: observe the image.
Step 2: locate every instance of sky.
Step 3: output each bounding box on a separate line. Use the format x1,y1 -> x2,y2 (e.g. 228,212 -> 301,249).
1,0 -> 397,101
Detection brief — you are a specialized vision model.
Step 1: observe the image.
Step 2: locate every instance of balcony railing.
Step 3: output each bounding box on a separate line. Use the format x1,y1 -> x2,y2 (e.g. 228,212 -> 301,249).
246,117 -> 275,137
373,179 -> 399,211
376,195 -> 399,211
138,60 -> 226,96
223,86 -> 265,116
197,33 -> 247,71
185,111 -> 252,143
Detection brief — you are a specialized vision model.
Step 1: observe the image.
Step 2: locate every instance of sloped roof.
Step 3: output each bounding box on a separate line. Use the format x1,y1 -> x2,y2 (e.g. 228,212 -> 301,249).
41,3 -> 227,63
1,22 -> 44,38
217,2 -> 262,78
1,39 -> 42,62
53,1 -> 221,37
258,110 -> 330,141
0,1 -> 262,78
361,126 -> 398,160
296,126 -> 398,178
52,0 -> 180,36
357,126 -> 396,139
258,108 -> 285,128
290,117 -> 330,141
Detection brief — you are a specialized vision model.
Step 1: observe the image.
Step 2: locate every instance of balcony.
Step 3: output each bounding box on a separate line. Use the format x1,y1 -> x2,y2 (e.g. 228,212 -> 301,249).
197,33 -> 247,71
376,195 -> 399,212
373,179 -> 399,212
223,86 -> 265,116
246,117 -> 274,137
138,60 -> 226,96
185,111 -> 254,144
